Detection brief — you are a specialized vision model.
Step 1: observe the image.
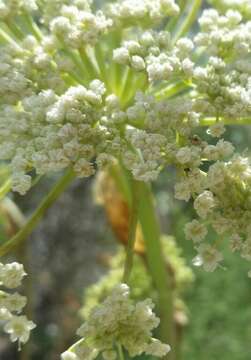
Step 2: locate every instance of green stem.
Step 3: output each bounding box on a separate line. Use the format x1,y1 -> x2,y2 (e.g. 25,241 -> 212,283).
0,27 -> 20,46
122,179 -> 140,284
79,47 -> 99,79
110,167 -> 174,357
137,182 -> 174,351
200,117 -> 251,126
5,20 -> 24,40
154,81 -> 190,100
172,0 -> 202,43
0,169 -> 75,257
60,48 -> 88,85
117,344 -> 125,360
94,42 -> 111,91
0,179 -> 11,200
21,12 -> 43,40
120,67 -> 136,107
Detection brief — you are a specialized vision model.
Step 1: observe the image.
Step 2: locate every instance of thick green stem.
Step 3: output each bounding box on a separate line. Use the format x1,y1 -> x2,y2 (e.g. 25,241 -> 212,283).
110,167 -> 174,357
0,169 -> 75,257
122,179 -> 140,284
137,182 -> 174,353
117,344 -> 125,360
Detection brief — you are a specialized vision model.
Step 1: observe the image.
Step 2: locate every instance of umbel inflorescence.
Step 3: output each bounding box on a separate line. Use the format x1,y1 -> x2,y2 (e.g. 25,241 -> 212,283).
61,283 -> 171,360
0,261 -> 35,348
0,0 -> 251,347
0,0 -> 251,357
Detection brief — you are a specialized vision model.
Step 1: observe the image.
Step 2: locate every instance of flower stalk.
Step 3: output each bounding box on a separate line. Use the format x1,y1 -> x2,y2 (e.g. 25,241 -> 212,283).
0,169 -> 75,257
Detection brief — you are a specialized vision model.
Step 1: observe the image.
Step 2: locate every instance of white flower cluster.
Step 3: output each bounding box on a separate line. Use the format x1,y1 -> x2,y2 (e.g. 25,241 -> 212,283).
0,38 -> 68,107
61,283 -> 171,360
195,9 -> 251,57
50,4 -> 112,48
107,0 -> 179,27
121,93 -> 199,181
193,56 -> 251,116
40,0 -> 93,25
0,262 -> 35,348
209,0 -> 251,19
182,153 -> 251,273
0,78 -> 119,194
113,31 -> 194,82
192,9 -> 251,118
0,0 -> 38,19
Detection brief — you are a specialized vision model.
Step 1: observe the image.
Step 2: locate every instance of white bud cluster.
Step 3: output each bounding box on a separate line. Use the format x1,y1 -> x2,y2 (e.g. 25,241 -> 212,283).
119,92 -> 200,181
0,79 -> 119,194
182,153 -> 251,273
61,284 -> 171,360
50,5 -> 112,48
0,262 -> 35,348
107,0 -> 179,27
209,0 -> 251,19
195,9 -> 251,57
41,0 -> 93,25
113,31 -> 194,82
0,0 -> 38,19
193,56 -> 251,118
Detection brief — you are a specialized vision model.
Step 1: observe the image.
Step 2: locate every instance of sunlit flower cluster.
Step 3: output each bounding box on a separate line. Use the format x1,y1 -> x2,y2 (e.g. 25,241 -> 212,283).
209,0 -> 251,19
113,31 -> 194,82
62,283 -> 171,360
0,262 -> 35,348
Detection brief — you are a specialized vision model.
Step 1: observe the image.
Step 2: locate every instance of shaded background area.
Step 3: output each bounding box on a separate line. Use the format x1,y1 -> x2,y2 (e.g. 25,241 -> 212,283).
0,124 -> 250,360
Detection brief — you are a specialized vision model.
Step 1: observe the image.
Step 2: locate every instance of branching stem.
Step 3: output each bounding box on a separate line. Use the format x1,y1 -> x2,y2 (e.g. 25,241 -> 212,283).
0,169 -> 75,257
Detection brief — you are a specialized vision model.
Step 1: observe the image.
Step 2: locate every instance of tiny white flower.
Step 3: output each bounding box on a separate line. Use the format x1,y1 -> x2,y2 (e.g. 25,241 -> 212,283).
174,180 -> 191,202
176,147 -> 192,164
4,315 -> 36,346
0,308 -> 11,321
207,122 -> 226,138
194,191 -> 215,219
0,263 -> 27,289
185,220 -> 208,242
194,244 -> 223,272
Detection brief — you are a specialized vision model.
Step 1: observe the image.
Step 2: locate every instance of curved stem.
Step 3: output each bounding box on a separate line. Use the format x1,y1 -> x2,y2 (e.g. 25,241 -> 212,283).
122,179 -> 140,284
0,169 -> 75,257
